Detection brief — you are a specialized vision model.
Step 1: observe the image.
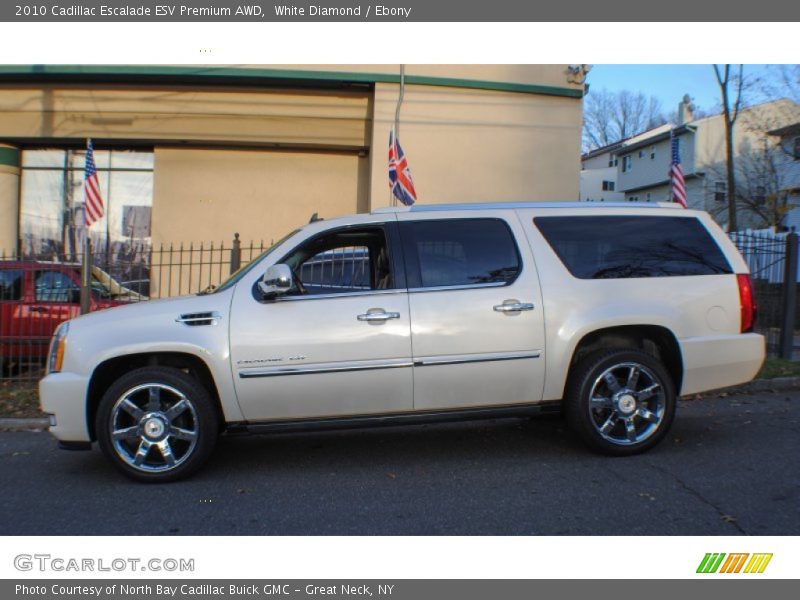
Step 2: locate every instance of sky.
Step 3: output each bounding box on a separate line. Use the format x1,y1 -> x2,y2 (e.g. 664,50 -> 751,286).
585,64 -> 775,116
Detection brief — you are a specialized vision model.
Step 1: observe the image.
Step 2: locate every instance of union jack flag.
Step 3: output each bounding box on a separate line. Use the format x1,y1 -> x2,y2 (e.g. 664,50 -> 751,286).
670,131 -> 687,208
84,139 -> 105,227
388,129 -> 417,206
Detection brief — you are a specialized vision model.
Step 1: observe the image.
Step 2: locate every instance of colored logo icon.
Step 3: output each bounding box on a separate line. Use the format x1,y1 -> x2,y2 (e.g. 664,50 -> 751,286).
697,553 -> 773,574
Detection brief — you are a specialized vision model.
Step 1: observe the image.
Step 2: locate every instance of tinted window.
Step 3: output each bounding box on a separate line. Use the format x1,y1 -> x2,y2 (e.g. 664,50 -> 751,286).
534,216 -> 732,279
0,269 -> 24,301
35,271 -> 80,302
400,219 -> 521,288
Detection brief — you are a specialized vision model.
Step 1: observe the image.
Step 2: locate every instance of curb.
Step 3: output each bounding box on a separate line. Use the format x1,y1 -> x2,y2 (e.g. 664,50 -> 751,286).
0,417 -> 49,431
719,375 -> 800,395
1,377 -> 799,432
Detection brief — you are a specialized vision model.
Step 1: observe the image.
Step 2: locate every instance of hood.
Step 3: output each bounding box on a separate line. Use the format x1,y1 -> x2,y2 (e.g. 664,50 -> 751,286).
68,290 -> 232,331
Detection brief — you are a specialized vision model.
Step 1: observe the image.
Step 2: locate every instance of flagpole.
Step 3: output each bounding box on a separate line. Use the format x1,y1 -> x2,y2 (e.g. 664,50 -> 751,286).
391,64 -> 406,208
105,146 -> 111,265
668,128 -> 674,204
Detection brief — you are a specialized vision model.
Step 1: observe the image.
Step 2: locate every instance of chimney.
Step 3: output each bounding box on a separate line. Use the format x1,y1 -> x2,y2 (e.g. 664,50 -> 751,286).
678,94 -> 695,125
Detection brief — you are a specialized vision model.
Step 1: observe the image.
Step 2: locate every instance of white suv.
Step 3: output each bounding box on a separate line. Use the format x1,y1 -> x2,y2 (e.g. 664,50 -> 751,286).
40,202 -> 765,481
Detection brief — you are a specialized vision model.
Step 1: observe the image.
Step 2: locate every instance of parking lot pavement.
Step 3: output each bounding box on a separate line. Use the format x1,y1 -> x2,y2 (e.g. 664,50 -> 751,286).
1,391 -> 798,536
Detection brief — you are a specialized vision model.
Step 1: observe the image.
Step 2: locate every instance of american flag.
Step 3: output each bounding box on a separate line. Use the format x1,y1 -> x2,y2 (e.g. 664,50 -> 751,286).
84,139 -> 105,227
670,131 -> 687,208
388,129 -> 417,206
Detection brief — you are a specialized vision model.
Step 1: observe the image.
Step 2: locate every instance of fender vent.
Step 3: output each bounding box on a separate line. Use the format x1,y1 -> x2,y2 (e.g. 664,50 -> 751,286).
176,311 -> 221,326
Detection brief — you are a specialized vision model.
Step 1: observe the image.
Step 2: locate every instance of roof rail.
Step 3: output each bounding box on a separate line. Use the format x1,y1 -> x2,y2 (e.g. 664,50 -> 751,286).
372,201 -> 684,214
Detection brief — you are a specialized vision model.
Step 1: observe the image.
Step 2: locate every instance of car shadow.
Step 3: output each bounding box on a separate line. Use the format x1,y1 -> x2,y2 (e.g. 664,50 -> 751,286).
199,414 -> 587,480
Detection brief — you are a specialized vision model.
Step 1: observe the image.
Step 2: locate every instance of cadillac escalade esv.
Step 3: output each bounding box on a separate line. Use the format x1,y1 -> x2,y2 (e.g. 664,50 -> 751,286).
39,202 -> 765,481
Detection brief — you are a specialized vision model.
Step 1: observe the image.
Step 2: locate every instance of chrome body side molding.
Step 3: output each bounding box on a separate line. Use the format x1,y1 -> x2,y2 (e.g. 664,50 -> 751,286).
237,351 -> 541,378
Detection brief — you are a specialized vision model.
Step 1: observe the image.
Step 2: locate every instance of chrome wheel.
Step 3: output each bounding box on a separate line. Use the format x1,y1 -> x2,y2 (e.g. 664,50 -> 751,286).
109,383 -> 199,473
587,362 -> 666,446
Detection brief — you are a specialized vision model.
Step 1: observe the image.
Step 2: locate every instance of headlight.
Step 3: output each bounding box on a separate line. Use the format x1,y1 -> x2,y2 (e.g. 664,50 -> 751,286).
47,322 -> 70,374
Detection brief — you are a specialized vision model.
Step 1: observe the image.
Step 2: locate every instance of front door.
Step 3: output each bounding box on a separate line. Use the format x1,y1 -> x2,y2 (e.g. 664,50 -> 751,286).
397,212 -> 546,411
229,222 -> 413,422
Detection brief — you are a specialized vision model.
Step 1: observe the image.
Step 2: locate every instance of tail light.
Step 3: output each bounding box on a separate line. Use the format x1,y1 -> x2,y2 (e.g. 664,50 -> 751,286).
737,274 -> 756,333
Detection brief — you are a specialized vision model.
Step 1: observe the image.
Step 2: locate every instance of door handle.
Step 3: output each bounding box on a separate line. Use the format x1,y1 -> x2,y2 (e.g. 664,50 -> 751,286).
493,301 -> 535,313
357,310 -> 401,322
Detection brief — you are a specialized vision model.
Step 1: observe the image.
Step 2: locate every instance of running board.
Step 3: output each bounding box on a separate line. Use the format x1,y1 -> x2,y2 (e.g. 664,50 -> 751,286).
227,402 -> 562,436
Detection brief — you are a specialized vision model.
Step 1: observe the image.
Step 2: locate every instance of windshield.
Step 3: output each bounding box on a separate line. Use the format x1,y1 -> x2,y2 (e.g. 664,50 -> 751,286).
208,229 -> 301,294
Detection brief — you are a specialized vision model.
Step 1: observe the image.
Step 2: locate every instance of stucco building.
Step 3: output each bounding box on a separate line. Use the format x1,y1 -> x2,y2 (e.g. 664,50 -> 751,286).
0,65 -> 584,258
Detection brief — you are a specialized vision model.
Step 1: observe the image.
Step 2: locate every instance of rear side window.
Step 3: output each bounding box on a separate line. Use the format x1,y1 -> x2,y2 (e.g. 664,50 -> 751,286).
35,270 -> 80,302
400,219 -> 521,288
0,269 -> 24,301
534,216 -> 732,279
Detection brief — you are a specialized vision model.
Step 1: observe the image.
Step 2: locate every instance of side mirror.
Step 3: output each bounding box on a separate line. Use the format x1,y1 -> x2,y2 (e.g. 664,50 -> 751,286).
258,264 -> 293,298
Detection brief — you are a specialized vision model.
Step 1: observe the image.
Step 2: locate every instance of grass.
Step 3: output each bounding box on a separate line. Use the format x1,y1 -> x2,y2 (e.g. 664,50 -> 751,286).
0,379 -> 42,418
757,357 -> 800,380
1,357 -> 799,419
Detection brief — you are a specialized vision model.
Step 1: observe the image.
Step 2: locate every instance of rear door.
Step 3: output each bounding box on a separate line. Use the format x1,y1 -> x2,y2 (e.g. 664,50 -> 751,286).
397,211 -> 546,411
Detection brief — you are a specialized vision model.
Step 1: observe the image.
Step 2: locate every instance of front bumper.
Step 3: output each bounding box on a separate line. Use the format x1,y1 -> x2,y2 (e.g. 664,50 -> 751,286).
39,372 -> 92,443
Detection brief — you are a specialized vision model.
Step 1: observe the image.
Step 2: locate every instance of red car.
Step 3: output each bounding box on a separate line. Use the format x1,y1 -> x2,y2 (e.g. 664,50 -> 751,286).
0,261 -> 141,372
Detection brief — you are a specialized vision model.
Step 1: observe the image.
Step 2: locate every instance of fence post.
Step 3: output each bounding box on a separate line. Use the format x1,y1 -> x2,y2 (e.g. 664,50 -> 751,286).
80,237 -> 92,315
779,232 -> 798,360
230,232 -> 241,274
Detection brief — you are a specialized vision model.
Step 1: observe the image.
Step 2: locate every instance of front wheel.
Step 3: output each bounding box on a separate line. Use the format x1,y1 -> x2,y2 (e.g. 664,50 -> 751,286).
96,366 -> 219,482
565,349 -> 676,456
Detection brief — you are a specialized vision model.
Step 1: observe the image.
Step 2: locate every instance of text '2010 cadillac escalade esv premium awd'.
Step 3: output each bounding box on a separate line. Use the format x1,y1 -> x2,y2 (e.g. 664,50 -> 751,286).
40,202 -> 765,481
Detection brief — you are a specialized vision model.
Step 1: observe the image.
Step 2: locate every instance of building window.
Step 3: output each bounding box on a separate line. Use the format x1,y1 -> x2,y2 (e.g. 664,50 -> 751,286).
793,137 -> 800,160
20,148 -> 154,261
602,180 -> 615,192
714,181 -> 727,203
638,150 -> 644,158
755,186 -> 767,206
622,156 -> 632,172
646,192 -> 652,202
629,195 -> 639,202
650,146 -> 656,160
613,158 -> 618,167
608,158 -> 614,168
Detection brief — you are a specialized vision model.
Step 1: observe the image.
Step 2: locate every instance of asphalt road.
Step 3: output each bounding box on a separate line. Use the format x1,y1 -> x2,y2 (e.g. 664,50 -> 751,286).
1,391 -> 798,535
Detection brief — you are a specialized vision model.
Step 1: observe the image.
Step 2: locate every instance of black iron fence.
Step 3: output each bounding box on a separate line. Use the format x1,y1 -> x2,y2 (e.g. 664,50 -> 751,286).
2,228 -> 799,388
729,229 -> 799,358
0,235 -> 269,382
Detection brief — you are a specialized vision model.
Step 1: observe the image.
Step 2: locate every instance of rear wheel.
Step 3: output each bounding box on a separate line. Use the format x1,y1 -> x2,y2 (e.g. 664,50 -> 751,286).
96,366 -> 219,482
565,349 -> 676,455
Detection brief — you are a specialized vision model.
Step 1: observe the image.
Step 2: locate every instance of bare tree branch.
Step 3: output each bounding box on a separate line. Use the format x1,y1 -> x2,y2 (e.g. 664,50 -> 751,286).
582,89 -> 667,152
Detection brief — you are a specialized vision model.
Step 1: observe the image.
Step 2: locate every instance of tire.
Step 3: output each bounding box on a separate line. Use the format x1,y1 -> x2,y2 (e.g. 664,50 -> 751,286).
565,349 -> 676,456
95,366 -> 219,482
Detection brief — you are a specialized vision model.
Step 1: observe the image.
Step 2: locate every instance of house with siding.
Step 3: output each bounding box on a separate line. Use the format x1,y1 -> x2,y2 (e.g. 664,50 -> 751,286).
769,122 -> 800,231
613,98 -> 800,230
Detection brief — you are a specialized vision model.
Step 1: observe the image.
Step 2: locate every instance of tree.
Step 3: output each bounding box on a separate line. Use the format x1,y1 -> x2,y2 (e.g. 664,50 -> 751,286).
713,65 -> 746,231
757,65 -> 800,161
710,138 -> 795,229
582,89 -> 667,152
